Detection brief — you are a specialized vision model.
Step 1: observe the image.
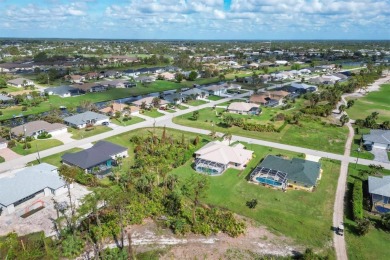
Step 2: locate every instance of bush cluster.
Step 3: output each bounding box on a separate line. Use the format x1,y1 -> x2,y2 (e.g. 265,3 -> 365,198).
352,180 -> 364,220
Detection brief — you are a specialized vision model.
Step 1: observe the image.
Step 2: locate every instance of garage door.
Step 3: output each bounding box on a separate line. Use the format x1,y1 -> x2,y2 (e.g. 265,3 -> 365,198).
373,142 -> 388,149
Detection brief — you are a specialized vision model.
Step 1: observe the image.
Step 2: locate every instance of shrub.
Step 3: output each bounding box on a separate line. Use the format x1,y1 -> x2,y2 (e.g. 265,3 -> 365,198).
356,218 -> 370,236
37,131 -> 52,139
352,180 -> 364,220
381,213 -> 390,231
7,140 -> 16,148
25,136 -> 34,142
21,106 -> 28,111
246,199 -> 258,209
23,142 -> 32,149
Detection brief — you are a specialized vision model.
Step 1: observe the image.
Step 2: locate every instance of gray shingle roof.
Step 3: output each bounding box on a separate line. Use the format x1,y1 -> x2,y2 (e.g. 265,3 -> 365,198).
44,85 -> 78,95
63,111 -> 108,126
0,95 -> 13,101
0,163 -> 65,207
368,176 -> 390,197
62,141 -> 127,169
259,155 -> 321,187
363,130 -> 390,145
11,120 -> 67,136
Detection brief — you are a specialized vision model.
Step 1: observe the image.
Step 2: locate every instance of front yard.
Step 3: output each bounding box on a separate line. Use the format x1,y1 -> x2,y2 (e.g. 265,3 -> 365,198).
141,109 -> 164,118
68,125 -> 111,140
350,128 -> 375,160
185,99 -> 208,106
111,116 -> 145,126
11,139 -> 63,156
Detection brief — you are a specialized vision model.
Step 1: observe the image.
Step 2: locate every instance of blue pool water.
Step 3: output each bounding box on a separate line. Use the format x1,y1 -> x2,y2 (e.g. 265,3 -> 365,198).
375,205 -> 390,214
256,177 -> 282,187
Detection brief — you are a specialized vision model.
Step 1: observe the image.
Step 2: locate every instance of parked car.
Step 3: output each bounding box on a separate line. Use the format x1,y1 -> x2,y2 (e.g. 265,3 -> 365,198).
102,121 -> 110,126
337,223 -> 344,236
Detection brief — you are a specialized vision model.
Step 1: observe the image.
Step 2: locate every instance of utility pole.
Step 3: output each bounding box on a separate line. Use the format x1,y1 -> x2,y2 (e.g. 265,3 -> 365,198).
23,125 -> 27,150
355,148 -> 361,169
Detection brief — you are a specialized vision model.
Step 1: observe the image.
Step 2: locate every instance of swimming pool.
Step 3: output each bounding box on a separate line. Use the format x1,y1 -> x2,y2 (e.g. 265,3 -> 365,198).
256,176 -> 282,187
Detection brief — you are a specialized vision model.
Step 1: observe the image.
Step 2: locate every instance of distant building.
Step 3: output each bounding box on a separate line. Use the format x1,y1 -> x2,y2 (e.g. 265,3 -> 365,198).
11,121 -> 67,138
7,78 -> 34,88
63,111 -> 109,129
363,130 -> 390,151
227,102 -> 261,115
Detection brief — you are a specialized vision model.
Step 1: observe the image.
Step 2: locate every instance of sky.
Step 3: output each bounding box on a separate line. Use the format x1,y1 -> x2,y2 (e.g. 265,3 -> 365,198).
0,0 -> 389,40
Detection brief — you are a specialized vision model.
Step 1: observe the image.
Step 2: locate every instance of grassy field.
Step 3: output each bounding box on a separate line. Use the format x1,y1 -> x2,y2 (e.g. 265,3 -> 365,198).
173,106 -> 349,154
207,95 -> 223,101
185,99 -> 208,106
170,143 -> 339,249
346,84 -> 390,122
141,109 -> 164,118
111,116 -> 145,126
350,128 -> 374,160
11,139 -> 63,155
176,104 -> 188,110
68,125 -> 111,140
345,164 -> 390,260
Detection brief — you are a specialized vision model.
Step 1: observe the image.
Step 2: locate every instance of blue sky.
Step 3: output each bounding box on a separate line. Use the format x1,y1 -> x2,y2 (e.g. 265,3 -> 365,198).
0,0 -> 389,39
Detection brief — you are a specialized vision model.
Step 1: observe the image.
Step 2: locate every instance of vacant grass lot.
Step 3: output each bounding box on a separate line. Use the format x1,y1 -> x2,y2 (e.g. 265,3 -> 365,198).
345,164 -> 390,260
11,139 -> 63,155
185,99 -> 208,106
173,106 -> 348,154
68,125 -> 111,140
346,84 -> 390,122
141,109 -> 164,118
111,116 -> 145,126
170,143 -> 339,249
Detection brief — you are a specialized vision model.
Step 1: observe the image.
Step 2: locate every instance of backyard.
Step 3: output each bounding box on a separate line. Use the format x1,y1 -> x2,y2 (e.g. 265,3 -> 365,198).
68,125 -> 111,140
170,142 -> 340,250
344,164 -> 390,260
346,84 -> 390,122
11,139 -> 63,156
173,105 -> 349,154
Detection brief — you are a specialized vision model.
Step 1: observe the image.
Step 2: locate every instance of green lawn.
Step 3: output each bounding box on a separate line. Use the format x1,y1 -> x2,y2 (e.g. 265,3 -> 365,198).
0,156 -> 4,163
185,99 -> 208,106
11,139 -> 63,156
173,106 -> 348,154
207,95 -> 223,101
164,109 -> 176,113
2,85 -> 22,93
68,125 -> 111,140
346,84 -> 390,122
350,128 -> 374,160
170,143 -> 339,249
37,148 -> 84,167
345,164 -> 390,260
176,104 -> 188,110
111,116 -> 145,126
141,109 -> 164,118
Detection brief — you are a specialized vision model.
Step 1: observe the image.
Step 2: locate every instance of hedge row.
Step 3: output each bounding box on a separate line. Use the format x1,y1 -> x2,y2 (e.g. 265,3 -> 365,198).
352,180 -> 364,220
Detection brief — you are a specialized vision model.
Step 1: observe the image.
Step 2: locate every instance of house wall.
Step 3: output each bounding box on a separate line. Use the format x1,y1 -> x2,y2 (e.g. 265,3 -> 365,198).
111,151 -> 128,159
49,127 -> 68,136
96,118 -> 109,126
373,142 -> 389,149
287,182 -> 314,192
0,142 -> 7,149
53,186 -> 69,196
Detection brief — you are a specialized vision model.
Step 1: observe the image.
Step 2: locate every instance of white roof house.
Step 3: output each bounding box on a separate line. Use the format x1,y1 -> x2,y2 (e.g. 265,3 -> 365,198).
132,96 -> 169,108
0,163 -> 69,215
194,141 -> 253,175
227,102 -> 261,115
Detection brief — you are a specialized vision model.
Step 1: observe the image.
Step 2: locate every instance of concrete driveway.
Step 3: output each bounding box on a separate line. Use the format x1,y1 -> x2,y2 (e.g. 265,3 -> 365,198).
0,148 -> 22,161
370,147 -> 390,163
54,132 -> 75,144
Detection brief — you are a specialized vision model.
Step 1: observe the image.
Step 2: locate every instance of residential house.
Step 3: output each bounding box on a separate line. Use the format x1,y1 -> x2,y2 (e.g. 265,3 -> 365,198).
158,72 -> 175,81
249,155 -> 322,191
288,82 -> 318,94
194,141 -> 253,175
368,176 -> 390,214
181,88 -> 208,100
0,163 -> 69,215
102,80 -> 128,88
107,55 -> 139,63
72,82 -> 107,93
163,93 -> 183,105
250,90 -> 289,106
63,111 -> 109,129
62,141 -> 128,176
7,78 -> 34,88
11,120 -> 67,138
135,75 -> 156,84
44,85 -> 81,98
103,70 -> 122,78
84,72 -> 101,80
132,96 -> 169,109
65,74 -> 85,84
201,84 -> 228,96
363,130 -> 390,151
0,94 -> 14,104
99,102 -> 137,116
227,102 -> 261,115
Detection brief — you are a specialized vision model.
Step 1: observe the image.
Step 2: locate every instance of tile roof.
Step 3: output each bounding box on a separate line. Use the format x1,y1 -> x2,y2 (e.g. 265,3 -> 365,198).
259,155 -> 321,187
195,141 -> 253,165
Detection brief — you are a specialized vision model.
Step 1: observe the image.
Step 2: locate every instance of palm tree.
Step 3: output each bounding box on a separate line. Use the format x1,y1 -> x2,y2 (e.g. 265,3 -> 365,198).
223,131 -> 233,145
340,114 -> 349,126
